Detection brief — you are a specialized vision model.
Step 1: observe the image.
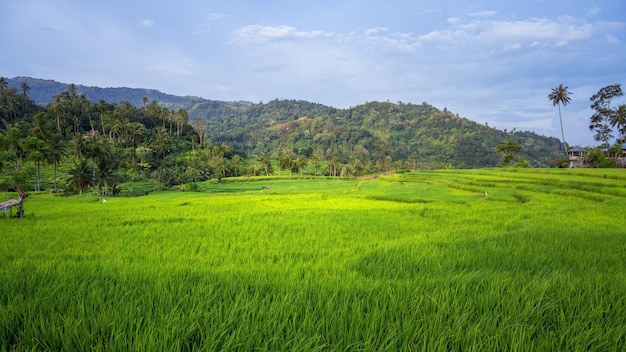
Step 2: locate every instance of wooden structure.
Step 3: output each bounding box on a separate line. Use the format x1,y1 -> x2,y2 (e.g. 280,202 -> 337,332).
0,194 -> 24,218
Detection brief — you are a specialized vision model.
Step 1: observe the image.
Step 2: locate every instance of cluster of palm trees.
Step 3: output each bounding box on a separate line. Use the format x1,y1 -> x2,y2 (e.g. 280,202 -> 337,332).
0,79 -> 198,195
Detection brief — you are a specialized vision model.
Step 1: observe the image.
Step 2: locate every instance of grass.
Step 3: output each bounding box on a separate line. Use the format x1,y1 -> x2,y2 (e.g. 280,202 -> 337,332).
1,169 -> 625,351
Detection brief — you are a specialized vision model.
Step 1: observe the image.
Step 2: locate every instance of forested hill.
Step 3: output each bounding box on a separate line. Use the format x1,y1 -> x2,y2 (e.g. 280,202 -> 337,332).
7,76 -> 562,168
199,99 -> 562,168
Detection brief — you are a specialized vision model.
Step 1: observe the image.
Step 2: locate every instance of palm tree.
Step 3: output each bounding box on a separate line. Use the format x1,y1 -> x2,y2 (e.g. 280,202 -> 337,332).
211,155 -> 229,181
327,158 -> 338,177
231,155 -> 242,176
175,108 -> 188,137
95,158 -> 118,196
611,105 -> 626,143
548,84 -> 573,155
310,155 -> 320,176
71,133 -> 87,159
31,111 -> 50,140
67,159 -> 95,195
25,137 -> 48,192
45,134 -> 67,192
0,77 -> 7,91
20,82 -> 30,111
20,82 -> 30,97
296,156 -> 308,176
51,96 -> 64,135
259,151 -> 273,176
95,99 -> 108,136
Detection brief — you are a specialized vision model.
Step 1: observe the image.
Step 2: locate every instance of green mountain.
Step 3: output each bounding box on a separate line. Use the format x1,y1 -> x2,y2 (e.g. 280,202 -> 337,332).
6,76 -> 562,168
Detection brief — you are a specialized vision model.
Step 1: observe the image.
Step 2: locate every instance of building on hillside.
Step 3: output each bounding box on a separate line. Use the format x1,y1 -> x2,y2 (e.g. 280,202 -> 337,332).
568,146 -> 586,168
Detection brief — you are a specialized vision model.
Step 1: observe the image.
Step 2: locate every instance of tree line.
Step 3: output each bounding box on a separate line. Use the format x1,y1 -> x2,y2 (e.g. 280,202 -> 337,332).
2,78 -> 431,196
8,75 -> 602,197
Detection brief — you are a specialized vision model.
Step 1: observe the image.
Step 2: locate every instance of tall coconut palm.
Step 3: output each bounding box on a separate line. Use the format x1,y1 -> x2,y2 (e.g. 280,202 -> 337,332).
25,137 -> 48,192
20,82 -> 30,97
231,154 -> 242,176
95,99 -> 108,136
20,82 -> 30,110
68,159 -> 95,195
45,134 -> 67,192
259,151 -> 273,176
612,105 -> 626,143
548,84 -> 573,155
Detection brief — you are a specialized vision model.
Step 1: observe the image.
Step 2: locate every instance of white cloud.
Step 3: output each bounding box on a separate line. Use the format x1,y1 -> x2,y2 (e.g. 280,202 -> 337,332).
468,10 -> 496,17
232,25 -> 332,44
139,19 -> 155,28
365,27 -> 389,36
606,34 -> 621,44
364,28 -> 418,52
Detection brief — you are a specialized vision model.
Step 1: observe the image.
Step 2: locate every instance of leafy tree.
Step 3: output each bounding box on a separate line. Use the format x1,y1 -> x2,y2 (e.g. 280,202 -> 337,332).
495,140 -> 522,166
548,84 -> 572,155
590,84 -> 623,146
192,118 -> 207,145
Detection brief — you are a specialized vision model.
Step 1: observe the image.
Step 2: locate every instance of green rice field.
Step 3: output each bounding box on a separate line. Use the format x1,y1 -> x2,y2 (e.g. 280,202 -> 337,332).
1,168 -> 625,351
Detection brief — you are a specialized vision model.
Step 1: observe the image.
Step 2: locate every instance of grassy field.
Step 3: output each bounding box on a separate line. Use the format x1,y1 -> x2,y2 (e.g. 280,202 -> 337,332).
1,169 -> 625,351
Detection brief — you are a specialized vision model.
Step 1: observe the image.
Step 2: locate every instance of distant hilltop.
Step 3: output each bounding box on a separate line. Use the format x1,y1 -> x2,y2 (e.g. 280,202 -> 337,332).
6,76 -> 252,111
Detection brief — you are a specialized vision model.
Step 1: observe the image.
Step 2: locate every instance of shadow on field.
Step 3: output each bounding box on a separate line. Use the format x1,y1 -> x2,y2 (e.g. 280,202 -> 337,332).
351,231 -> 620,281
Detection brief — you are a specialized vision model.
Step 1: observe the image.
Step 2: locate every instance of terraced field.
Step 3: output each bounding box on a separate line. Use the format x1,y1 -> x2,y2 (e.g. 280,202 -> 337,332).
1,169 -> 625,351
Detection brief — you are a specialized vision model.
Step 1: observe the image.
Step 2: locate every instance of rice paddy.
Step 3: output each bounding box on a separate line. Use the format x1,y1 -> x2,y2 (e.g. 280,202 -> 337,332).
1,169 -> 625,351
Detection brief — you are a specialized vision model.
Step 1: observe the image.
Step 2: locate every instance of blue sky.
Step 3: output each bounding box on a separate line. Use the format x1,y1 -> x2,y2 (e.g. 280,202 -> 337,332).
2,0 -> 625,146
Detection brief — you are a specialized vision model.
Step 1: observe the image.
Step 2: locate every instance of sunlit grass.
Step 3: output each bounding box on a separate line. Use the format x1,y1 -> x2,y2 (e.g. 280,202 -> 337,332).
1,169 -> 625,350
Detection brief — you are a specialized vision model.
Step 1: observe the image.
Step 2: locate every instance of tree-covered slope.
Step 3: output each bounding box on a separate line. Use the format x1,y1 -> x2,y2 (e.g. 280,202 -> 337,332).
201,99 -> 562,168
7,77 -> 562,168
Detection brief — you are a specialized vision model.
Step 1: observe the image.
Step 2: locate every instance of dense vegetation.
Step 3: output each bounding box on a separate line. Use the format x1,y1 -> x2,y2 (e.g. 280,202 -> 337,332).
2,77 -> 564,196
200,99 -> 561,168
1,169 -> 625,350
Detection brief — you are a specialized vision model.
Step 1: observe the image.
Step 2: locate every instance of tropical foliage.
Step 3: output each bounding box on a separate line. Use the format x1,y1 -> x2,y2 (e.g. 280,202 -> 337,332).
1,77 -> 567,196
590,84 -> 625,146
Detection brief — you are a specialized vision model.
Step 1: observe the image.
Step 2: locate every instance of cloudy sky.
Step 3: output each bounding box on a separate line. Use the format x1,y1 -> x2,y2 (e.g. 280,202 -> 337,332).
2,0 -> 625,146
